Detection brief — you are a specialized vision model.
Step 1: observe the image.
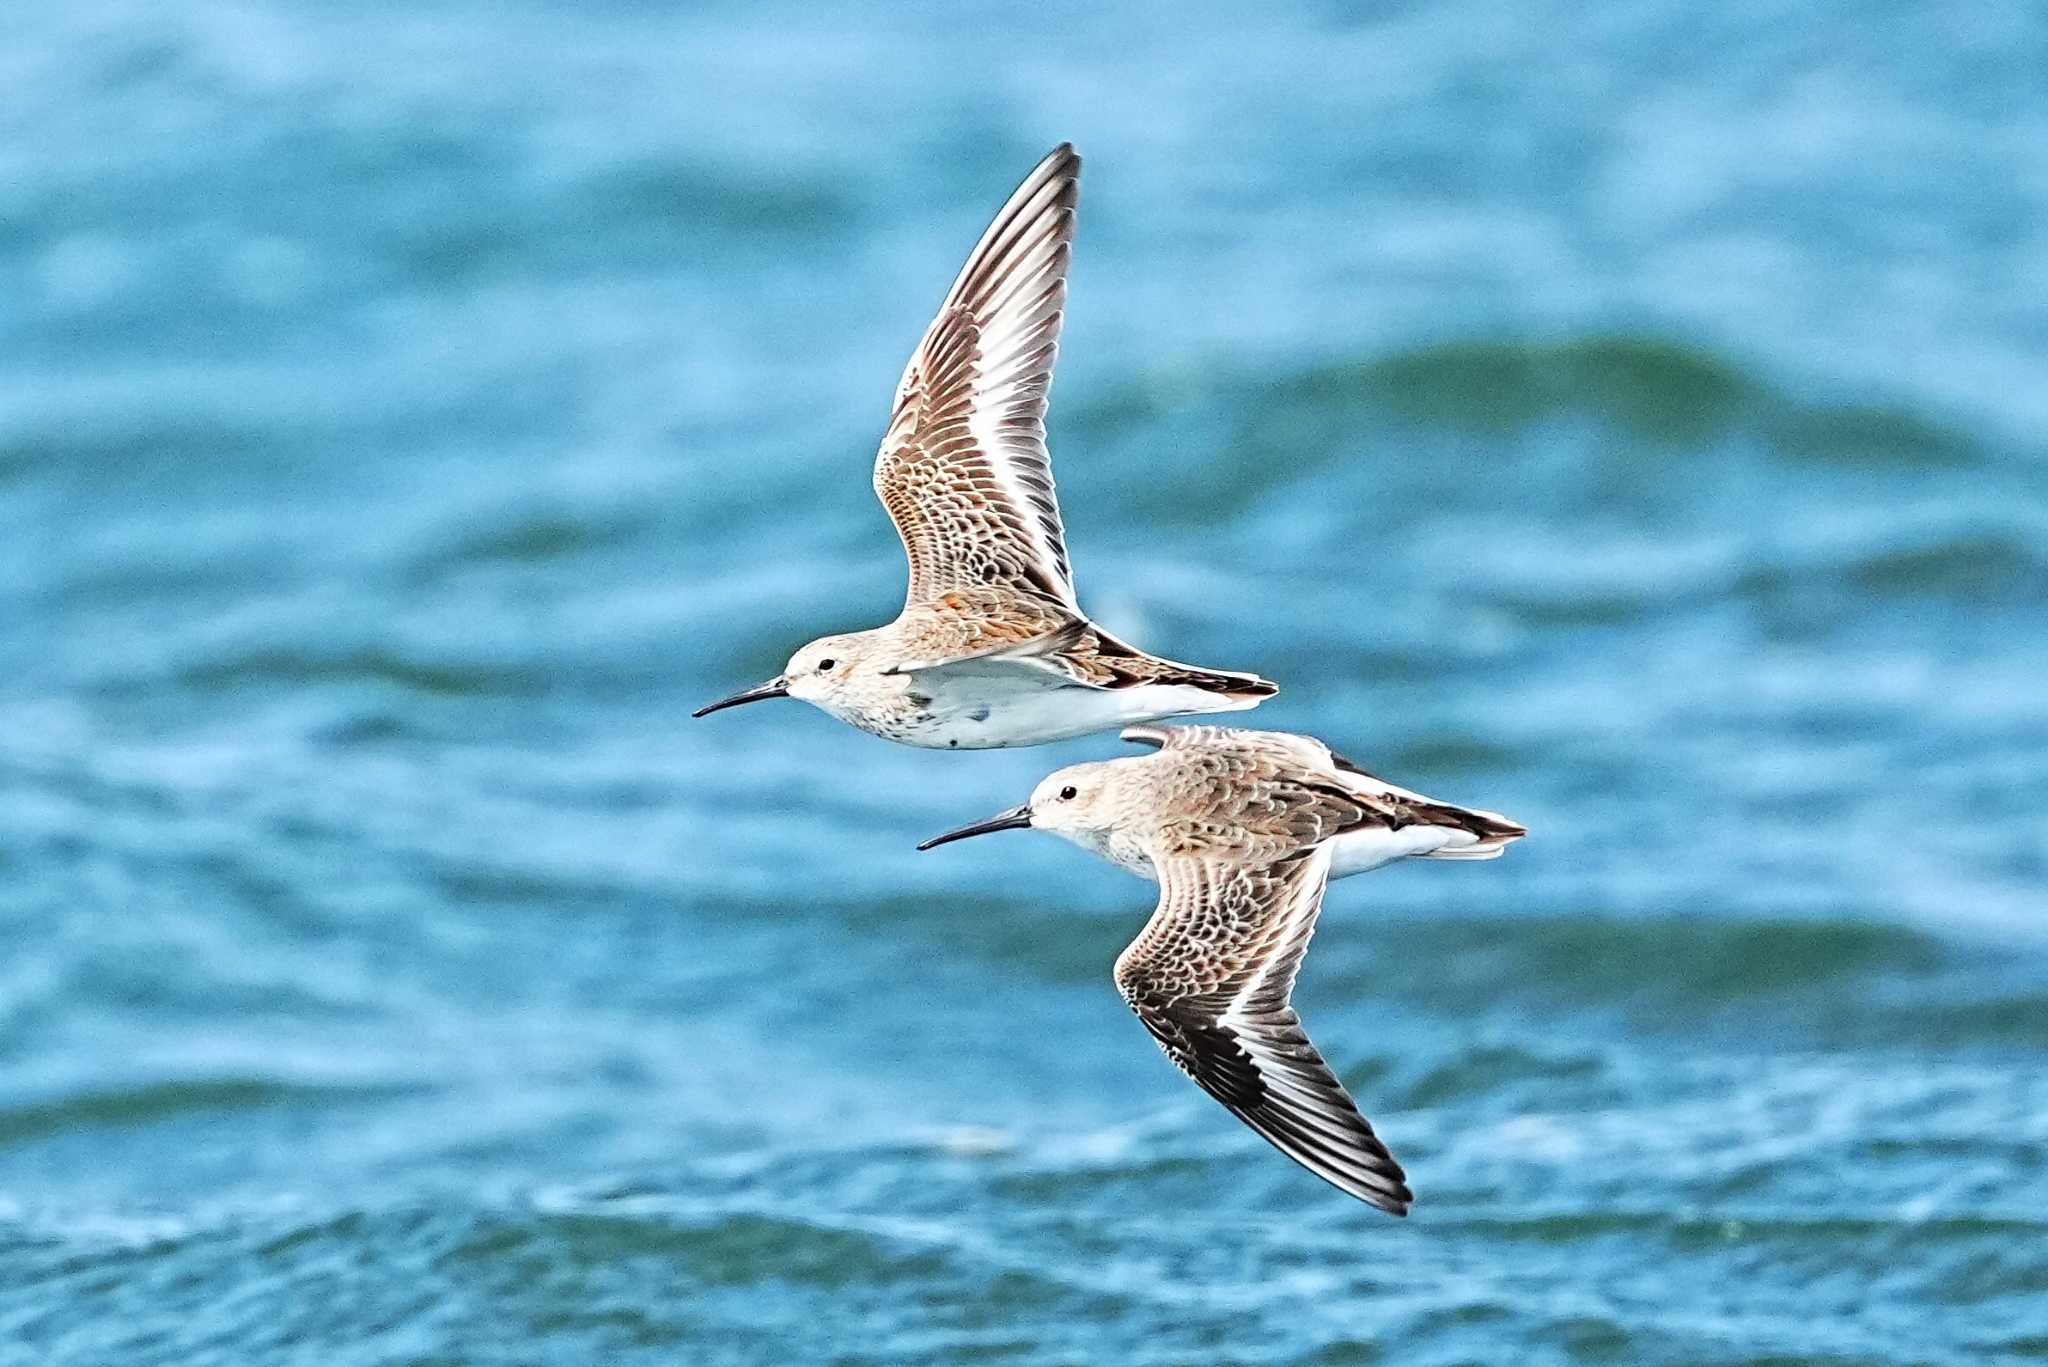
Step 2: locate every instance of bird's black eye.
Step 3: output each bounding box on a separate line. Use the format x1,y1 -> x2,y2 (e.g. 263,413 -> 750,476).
1059,785 -> 1077,801
817,658 -> 836,672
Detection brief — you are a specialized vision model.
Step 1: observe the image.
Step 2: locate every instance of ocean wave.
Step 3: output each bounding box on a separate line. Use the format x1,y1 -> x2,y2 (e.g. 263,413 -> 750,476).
1314,912 -> 1951,1018
569,158 -> 859,244
400,506 -> 654,581
445,1207 -> 959,1290
3,1168 -> 2043,1365
0,1078 -> 411,1149
169,645 -> 544,701
1080,334 -> 1984,464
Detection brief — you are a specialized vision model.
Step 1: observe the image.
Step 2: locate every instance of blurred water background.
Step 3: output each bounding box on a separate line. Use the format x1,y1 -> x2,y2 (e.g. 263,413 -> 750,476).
5,3 -> 2048,1364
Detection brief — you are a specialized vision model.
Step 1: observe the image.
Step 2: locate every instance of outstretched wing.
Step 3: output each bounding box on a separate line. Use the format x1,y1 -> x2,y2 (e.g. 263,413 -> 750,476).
1113,848 -> 1413,1215
1115,853 -> 1412,1213
875,143 -> 1080,610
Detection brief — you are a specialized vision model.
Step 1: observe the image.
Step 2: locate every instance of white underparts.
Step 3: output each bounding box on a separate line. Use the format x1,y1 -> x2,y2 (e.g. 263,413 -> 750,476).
1327,823 -> 1508,878
883,670 -> 1266,749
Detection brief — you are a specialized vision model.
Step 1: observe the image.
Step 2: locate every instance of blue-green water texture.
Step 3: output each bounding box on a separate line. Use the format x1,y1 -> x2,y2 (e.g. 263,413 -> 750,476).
5,4 -> 2048,1364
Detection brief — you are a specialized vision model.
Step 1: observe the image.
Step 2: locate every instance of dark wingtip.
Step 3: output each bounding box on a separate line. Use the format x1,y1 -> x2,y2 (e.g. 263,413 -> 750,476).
1361,1171 -> 1414,1218
1160,667 -> 1278,702
1052,145 -> 1080,190
1467,811 -> 1529,842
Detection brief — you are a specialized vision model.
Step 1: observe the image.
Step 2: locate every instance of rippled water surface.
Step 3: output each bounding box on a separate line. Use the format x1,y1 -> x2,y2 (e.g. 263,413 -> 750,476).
5,3 -> 2048,1364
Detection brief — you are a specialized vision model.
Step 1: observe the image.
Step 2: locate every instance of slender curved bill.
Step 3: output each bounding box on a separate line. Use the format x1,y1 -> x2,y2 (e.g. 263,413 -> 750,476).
692,676 -> 789,718
917,803 -> 1032,851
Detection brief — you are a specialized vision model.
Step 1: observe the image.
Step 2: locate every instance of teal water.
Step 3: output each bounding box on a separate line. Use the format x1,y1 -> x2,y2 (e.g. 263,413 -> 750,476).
6,4 -> 2048,1364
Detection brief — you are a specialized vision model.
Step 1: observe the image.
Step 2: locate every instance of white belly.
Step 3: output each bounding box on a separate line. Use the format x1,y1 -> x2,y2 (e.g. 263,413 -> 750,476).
901,671 -> 1255,749
1327,824 -> 1468,877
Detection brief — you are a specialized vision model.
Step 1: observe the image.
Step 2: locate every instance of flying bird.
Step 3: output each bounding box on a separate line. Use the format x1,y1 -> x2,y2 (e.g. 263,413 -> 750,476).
919,724 -> 1526,1214
695,144 -> 1276,748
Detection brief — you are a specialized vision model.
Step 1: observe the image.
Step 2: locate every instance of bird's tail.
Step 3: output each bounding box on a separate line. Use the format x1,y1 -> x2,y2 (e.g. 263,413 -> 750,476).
1414,802 -> 1527,859
1091,626 -> 1278,707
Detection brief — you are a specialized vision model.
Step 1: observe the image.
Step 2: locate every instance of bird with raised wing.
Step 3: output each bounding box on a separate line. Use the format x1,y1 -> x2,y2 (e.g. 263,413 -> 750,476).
918,724 -> 1527,1214
695,144 -> 1276,748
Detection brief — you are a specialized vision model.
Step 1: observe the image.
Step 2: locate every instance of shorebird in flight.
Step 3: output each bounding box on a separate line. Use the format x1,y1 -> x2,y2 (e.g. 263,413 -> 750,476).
919,724 -> 1526,1214
695,144 -> 1275,748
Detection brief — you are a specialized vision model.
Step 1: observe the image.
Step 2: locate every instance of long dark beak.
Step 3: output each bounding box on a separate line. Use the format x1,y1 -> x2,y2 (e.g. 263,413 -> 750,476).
917,803 -> 1033,851
692,676 -> 789,718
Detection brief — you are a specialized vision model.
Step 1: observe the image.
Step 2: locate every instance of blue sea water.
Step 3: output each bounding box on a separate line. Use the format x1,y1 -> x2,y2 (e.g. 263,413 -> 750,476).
4,2 -> 2048,1363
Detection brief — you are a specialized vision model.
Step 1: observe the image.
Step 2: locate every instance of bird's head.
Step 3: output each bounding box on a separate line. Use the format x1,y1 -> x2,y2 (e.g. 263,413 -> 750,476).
694,631 -> 894,723
918,759 -> 1141,866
